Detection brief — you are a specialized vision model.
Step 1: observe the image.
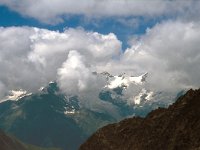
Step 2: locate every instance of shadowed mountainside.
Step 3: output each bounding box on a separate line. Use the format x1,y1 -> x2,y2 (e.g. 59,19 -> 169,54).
0,130 -> 60,150
80,89 -> 200,150
0,82 -> 171,150
0,129 -> 27,150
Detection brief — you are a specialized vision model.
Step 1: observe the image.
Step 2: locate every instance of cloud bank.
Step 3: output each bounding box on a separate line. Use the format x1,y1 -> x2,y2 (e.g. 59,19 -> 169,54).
123,21 -> 200,91
0,27 -> 121,98
0,19 -> 200,106
0,0 -> 198,24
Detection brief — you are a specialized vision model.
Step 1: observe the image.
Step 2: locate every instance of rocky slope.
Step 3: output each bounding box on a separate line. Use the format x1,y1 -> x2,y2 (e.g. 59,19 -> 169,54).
80,89 -> 200,150
0,81 -> 172,150
0,129 -> 27,150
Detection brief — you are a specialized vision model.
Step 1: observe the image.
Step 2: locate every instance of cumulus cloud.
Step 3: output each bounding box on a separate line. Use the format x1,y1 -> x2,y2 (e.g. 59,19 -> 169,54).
57,50 -> 106,95
0,26 -> 121,100
57,50 -> 90,93
0,19 -> 200,109
123,21 -> 200,92
84,20 -> 200,104
0,0 -> 196,24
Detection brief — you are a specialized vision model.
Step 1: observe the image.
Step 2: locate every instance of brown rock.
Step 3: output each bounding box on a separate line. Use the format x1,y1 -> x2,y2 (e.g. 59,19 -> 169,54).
80,89 -> 200,150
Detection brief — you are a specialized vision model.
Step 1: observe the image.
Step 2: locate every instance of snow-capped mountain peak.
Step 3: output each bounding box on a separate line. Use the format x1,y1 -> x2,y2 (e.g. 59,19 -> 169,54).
106,75 -> 128,89
99,72 -> 148,89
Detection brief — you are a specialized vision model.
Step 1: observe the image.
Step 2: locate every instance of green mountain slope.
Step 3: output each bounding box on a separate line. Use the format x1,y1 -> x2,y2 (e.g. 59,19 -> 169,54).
0,129 -> 60,150
0,82 -> 116,150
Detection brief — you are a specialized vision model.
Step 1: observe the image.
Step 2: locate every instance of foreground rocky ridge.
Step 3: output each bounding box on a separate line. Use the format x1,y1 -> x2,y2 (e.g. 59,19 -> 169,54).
80,89 -> 200,150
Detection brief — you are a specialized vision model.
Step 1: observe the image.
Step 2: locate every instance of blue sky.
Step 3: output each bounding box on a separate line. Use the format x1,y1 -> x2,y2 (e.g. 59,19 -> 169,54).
0,0 -> 200,101
0,5 -> 162,50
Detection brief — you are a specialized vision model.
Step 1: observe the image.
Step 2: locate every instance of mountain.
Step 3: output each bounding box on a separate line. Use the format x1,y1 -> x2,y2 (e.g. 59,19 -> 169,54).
0,129 -> 60,150
0,82 -> 117,150
80,89 -> 200,150
0,129 -> 27,150
93,71 -> 148,89
0,80 -> 178,150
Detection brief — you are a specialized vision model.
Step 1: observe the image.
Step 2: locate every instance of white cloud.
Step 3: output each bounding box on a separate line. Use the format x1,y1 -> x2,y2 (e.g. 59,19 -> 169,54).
0,19 -> 200,109
122,20 -> 200,92
0,26 -> 121,99
88,20 -> 200,105
57,50 -> 102,94
0,0 -> 196,24
0,81 -> 6,98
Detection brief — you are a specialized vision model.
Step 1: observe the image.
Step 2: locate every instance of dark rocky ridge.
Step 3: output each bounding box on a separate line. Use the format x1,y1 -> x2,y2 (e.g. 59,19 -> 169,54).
80,89 -> 200,150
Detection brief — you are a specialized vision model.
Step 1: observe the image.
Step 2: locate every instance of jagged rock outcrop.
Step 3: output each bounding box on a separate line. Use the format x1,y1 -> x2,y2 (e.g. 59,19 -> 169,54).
80,89 -> 200,150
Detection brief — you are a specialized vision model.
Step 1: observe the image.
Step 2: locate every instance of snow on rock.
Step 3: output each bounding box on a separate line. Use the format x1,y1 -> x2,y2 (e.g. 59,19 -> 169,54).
133,89 -> 154,105
0,89 -> 32,103
104,72 -> 148,89
64,109 -> 76,115
64,106 -> 76,115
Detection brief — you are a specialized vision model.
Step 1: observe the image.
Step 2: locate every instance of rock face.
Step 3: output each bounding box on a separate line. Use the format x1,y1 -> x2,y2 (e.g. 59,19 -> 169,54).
80,89 -> 200,150
0,130 -> 27,150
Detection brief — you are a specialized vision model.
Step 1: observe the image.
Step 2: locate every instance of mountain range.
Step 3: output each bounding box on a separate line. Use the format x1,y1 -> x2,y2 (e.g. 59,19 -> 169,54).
80,89 -> 200,150
0,129 -> 60,150
0,74 -> 181,150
